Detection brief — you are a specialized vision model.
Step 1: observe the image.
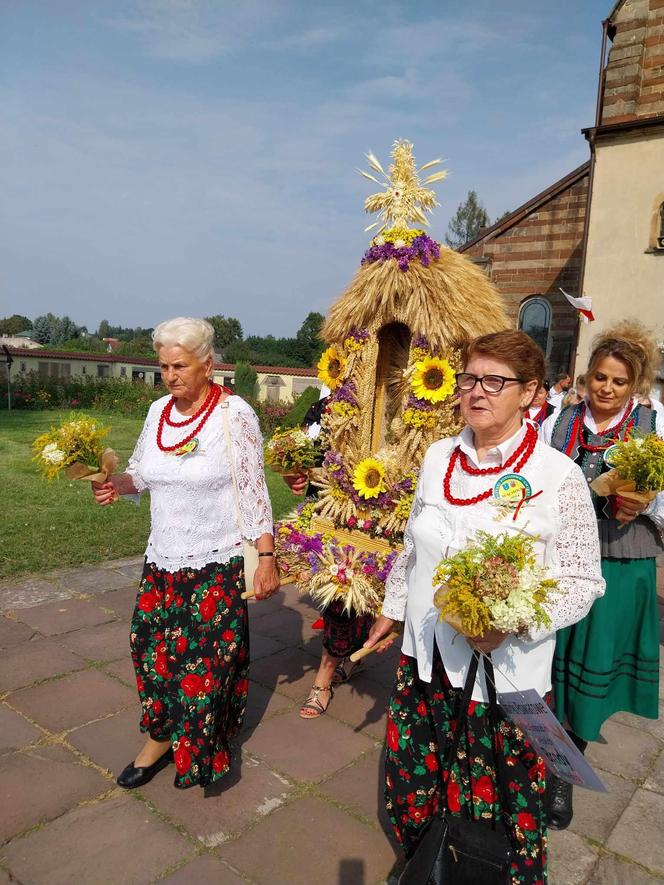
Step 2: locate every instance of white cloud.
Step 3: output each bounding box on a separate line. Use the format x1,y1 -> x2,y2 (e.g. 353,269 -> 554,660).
108,0 -> 279,63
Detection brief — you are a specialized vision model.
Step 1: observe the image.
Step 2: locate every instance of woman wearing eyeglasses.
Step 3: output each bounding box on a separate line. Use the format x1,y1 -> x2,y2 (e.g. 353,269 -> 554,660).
363,330 -> 604,883
541,321 -> 664,830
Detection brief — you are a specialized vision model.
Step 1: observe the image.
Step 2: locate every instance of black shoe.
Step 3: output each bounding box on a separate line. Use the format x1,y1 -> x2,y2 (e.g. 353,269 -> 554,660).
545,774 -> 573,830
116,748 -> 173,789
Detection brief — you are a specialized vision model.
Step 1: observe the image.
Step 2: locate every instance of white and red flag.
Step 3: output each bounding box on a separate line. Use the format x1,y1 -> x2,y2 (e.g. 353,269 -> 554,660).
560,288 -> 594,323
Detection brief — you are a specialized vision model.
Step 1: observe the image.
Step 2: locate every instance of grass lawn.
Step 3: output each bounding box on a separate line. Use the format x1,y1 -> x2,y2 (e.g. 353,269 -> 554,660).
0,410 -> 298,580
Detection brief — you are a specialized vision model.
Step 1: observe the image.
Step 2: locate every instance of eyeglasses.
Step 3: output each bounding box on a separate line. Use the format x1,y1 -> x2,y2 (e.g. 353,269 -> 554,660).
455,373 -> 526,394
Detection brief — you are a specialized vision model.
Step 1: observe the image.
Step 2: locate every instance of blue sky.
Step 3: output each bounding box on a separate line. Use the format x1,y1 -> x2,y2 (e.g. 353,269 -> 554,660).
1,0 -> 609,337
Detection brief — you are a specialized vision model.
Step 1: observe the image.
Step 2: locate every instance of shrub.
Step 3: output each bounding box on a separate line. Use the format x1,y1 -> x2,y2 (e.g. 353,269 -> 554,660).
280,386 -> 321,428
0,372 -> 163,416
234,361 -> 258,399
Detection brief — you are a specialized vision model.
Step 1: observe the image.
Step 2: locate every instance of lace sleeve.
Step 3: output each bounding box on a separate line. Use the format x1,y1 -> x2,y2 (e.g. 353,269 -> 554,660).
526,465 -> 605,642
381,489 -> 422,622
125,414 -> 150,494
229,403 -> 273,540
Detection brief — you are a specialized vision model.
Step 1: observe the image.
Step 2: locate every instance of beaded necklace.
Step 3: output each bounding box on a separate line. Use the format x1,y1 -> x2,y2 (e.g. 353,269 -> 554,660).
163,382 -> 218,428
569,400 -> 635,456
443,423 -> 538,507
156,383 -> 221,453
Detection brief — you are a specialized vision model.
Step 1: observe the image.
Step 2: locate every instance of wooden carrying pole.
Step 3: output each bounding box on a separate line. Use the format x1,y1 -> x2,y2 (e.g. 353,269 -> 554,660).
241,574 -> 295,600
349,632 -> 400,662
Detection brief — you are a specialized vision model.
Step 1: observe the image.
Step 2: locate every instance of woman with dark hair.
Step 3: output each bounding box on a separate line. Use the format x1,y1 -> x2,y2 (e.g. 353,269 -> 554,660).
527,382 -> 555,426
364,330 -> 604,883
542,320 -> 664,829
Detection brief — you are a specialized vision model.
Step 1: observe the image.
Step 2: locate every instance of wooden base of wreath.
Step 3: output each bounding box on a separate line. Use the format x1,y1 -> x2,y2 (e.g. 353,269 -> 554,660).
310,517 -> 402,556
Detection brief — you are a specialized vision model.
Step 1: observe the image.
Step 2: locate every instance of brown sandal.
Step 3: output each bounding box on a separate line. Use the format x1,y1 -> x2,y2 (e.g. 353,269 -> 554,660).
299,684 -> 333,719
331,657 -> 364,686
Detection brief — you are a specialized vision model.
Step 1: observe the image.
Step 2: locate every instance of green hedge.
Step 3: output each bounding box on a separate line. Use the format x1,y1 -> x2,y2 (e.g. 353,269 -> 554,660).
1,373 -> 164,416
0,372 -> 310,436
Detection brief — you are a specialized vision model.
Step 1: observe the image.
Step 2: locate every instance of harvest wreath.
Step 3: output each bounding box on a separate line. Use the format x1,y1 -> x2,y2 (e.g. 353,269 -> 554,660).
273,140 -> 508,616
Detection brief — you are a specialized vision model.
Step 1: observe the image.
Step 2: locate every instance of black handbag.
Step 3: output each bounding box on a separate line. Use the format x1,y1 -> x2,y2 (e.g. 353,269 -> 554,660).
398,652 -> 516,885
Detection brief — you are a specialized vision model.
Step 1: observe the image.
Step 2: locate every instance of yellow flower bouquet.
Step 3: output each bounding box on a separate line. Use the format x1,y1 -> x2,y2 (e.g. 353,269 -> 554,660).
32,414 -> 118,483
265,427 -> 318,476
591,433 -> 664,523
433,532 -> 558,638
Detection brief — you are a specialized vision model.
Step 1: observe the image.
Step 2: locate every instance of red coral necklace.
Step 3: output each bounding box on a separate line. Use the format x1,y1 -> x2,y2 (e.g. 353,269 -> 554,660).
443,423 -> 538,506
157,382 -> 221,453
575,401 -> 634,453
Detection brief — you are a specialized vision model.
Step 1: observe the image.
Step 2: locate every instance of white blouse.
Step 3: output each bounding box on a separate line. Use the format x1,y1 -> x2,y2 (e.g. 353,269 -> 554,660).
382,422 -> 605,701
541,398 -> 664,530
126,394 -> 273,571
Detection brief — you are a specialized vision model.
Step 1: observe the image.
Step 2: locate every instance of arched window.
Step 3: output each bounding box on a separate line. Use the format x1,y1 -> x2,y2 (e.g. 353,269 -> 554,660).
518,297 -> 550,354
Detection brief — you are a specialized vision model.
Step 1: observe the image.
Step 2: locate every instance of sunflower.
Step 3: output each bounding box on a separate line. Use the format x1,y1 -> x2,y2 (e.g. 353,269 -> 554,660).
352,457 -> 386,500
411,356 -> 455,404
317,346 -> 347,390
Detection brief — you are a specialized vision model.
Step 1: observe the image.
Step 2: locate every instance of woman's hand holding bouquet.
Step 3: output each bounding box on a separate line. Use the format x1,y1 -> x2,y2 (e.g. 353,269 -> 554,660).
265,427 -> 317,491
433,531 -> 558,650
591,433 -> 664,524
33,414 -> 118,485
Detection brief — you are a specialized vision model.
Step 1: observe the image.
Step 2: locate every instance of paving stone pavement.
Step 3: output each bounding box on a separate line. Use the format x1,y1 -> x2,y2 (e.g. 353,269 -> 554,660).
0,558 -> 662,884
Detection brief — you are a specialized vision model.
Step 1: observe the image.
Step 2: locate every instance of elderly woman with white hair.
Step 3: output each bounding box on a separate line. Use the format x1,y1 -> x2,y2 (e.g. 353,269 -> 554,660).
92,317 -> 279,790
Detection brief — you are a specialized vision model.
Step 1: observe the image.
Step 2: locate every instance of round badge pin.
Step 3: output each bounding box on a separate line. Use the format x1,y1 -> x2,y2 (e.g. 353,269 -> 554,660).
493,473 -> 532,502
174,437 -> 199,457
603,444 -> 620,466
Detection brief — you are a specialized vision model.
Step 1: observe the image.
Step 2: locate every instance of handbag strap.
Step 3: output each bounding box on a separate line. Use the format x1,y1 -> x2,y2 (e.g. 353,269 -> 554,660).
442,649 -> 481,777
482,654 -> 519,843
220,400 -> 246,538
440,651 -> 518,843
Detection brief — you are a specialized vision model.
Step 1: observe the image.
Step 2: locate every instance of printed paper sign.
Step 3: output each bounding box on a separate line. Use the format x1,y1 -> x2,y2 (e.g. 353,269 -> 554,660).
498,689 -> 607,792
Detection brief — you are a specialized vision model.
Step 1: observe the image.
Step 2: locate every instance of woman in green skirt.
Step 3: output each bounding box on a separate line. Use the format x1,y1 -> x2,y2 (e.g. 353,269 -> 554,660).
542,320 -> 663,828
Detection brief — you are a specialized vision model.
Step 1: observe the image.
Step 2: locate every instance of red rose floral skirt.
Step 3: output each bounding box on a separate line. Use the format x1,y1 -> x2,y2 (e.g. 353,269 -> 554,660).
385,650 -> 548,885
130,557 -> 249,789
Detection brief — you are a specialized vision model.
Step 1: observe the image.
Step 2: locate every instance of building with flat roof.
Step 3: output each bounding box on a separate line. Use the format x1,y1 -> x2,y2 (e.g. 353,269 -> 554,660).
3,346 -> 320,403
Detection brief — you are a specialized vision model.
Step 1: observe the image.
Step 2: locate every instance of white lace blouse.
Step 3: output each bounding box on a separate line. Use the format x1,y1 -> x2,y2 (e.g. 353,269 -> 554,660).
382,422 -> 605,701
125,394 -> 273,572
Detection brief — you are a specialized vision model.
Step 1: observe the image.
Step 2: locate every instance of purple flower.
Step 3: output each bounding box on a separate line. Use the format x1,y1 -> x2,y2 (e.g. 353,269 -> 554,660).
362,234 -> 441,271
407,393 -> 435,411
330,379 -> 358,407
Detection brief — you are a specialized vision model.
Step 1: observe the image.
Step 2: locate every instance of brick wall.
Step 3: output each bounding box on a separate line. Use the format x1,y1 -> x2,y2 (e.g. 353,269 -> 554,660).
462,168 -> 588,374
603,0 -> 664,123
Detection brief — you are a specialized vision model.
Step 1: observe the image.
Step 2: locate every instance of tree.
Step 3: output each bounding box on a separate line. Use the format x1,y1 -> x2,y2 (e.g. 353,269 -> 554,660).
205,315 -> 243,352
31,313 -> 82,346
294,311 -> 325,365
114,337 -> 155,358
31,314 -> 54,344
60,337 -> 106,353
97,319 -> 110,339
234,361 -> 257,399
444,190 -> 490,250
0,314 -> 32,335
57,316 -> 80,344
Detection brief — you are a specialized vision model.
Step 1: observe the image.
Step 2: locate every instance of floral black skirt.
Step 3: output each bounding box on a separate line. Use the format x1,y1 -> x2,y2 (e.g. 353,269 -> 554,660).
322,598 -> 373,658
385,650 -> 547,885
130,557 -> 249,789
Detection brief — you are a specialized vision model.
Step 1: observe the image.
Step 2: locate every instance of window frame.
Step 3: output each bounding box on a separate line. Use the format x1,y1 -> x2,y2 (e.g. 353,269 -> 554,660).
518,296 -> 551,356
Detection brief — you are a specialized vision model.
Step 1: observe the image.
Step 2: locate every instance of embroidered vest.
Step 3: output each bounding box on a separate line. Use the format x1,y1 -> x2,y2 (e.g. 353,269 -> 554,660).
551,403 -> 663,559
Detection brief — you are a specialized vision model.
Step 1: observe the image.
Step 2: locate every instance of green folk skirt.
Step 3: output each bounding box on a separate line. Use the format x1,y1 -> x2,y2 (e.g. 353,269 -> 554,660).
553,557 -> 660,742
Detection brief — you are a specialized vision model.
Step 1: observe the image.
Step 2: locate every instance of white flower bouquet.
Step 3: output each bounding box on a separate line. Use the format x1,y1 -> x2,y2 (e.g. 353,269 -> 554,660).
433,531 -> 558,637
